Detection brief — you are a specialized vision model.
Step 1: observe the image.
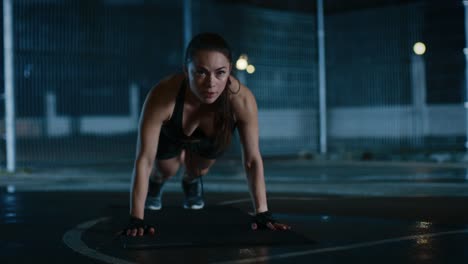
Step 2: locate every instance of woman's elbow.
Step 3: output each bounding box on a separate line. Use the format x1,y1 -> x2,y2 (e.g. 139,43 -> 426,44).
243,155 -> 263,171
135,155 -> 154,176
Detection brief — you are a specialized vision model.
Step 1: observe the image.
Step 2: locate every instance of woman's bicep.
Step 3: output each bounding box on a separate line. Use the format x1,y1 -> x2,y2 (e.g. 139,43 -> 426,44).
137,117 -> 162,165
238,121 -> 260,162
236,92 -> 261,161
135,88 -> 169,165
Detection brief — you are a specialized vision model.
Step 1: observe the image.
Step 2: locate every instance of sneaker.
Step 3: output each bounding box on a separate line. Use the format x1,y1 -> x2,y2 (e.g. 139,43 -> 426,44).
182,177 -> 204,210
145,179 -> 165,210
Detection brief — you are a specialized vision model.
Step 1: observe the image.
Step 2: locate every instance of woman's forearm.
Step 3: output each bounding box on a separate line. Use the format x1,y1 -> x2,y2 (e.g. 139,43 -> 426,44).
130,158 -> 152,219
244,157 -> 268,213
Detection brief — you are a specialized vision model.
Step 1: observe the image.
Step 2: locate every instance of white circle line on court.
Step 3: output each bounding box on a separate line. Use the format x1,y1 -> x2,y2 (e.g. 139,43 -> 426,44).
63,197 -> 468,264
63,217 -> 137,264
212,196 -> 468,264
209,228 -> 468,264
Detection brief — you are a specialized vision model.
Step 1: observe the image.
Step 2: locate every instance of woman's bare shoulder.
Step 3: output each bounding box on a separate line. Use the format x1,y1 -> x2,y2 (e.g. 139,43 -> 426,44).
149,73 -> 185,97
142,73 -> 185,121
228,76 -> 258,123
228,75 -> 255,105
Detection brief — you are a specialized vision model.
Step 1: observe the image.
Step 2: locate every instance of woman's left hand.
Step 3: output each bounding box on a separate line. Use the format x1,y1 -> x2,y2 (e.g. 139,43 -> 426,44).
251,211 -> 291,231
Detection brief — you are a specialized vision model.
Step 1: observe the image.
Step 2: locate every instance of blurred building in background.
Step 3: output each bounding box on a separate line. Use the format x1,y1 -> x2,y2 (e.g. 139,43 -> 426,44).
0,0 -> 464,166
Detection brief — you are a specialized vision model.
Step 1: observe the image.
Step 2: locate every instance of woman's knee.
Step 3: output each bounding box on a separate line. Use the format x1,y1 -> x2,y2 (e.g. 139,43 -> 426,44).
192,166 -> 210,176
156,158 -> 181,180
185,158 -> 216,177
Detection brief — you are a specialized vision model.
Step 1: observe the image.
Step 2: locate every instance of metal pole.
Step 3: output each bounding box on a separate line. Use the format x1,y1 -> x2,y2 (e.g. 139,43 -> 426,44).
183,0 -> 192,54
317,0 -> 327,154
410,54 -> 428,146
463,1 -> 468,152
3,0 -> 16,172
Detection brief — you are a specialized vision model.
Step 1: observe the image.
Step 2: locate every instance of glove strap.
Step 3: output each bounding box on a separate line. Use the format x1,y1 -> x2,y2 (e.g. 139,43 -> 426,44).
125,216 -> 155,234
253,211 -> 276,227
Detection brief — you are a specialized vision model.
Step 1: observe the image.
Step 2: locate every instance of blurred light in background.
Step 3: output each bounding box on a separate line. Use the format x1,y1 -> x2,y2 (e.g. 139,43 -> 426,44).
236,54 -> 248,70
413,42 -> 426,55
246,64 -> 255,74
7,185 -> 15,194
7,0 -> 465,165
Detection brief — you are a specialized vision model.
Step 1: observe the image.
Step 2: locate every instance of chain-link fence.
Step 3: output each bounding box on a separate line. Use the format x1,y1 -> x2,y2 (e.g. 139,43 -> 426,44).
0,0 -> 465,167
326,1 -> 465,159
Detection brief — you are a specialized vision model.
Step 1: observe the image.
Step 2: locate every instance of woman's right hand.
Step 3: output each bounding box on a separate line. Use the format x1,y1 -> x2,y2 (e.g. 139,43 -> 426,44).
123,216 -> 156,236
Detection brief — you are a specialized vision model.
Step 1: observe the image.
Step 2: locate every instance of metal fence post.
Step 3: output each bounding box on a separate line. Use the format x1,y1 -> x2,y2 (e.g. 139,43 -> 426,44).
3,0 -> 16,172
317,0 -> 327,155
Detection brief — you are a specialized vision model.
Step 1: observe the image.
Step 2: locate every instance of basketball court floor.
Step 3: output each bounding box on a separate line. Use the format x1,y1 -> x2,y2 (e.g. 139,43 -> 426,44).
1,161 -> 467,263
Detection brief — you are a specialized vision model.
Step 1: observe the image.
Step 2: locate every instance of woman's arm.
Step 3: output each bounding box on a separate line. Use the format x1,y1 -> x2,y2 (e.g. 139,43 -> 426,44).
231,80 -> 290,231
130,100 -> 162,220
233,87 -> 268,214
128,77 -> 175,235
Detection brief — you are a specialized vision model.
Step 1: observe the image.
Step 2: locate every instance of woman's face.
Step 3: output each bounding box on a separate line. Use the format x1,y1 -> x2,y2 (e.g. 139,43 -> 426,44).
186,50 -> 231,104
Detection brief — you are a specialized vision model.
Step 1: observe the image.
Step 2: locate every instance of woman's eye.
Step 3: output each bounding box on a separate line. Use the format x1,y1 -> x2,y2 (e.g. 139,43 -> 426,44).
195,70 -> 206,76
216,71 -> 226,76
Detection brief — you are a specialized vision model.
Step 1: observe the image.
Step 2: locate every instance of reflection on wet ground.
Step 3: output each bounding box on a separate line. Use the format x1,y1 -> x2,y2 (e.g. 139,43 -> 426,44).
1,190 -> 467,264
1,162 -> 468,263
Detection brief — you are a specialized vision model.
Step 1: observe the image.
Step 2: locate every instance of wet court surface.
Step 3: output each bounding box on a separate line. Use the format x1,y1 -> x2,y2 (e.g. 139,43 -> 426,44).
1,190 -> 468,263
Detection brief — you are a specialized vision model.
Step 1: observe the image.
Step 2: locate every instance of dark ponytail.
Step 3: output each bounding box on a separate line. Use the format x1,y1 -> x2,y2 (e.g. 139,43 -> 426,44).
184,33 -> 237,152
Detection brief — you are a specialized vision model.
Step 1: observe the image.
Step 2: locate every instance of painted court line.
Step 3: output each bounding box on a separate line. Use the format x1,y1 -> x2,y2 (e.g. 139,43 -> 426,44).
63,216 -> 468,264
63,217 -> 137,264
210,228 -> 468,264
63,197 -> 468,264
